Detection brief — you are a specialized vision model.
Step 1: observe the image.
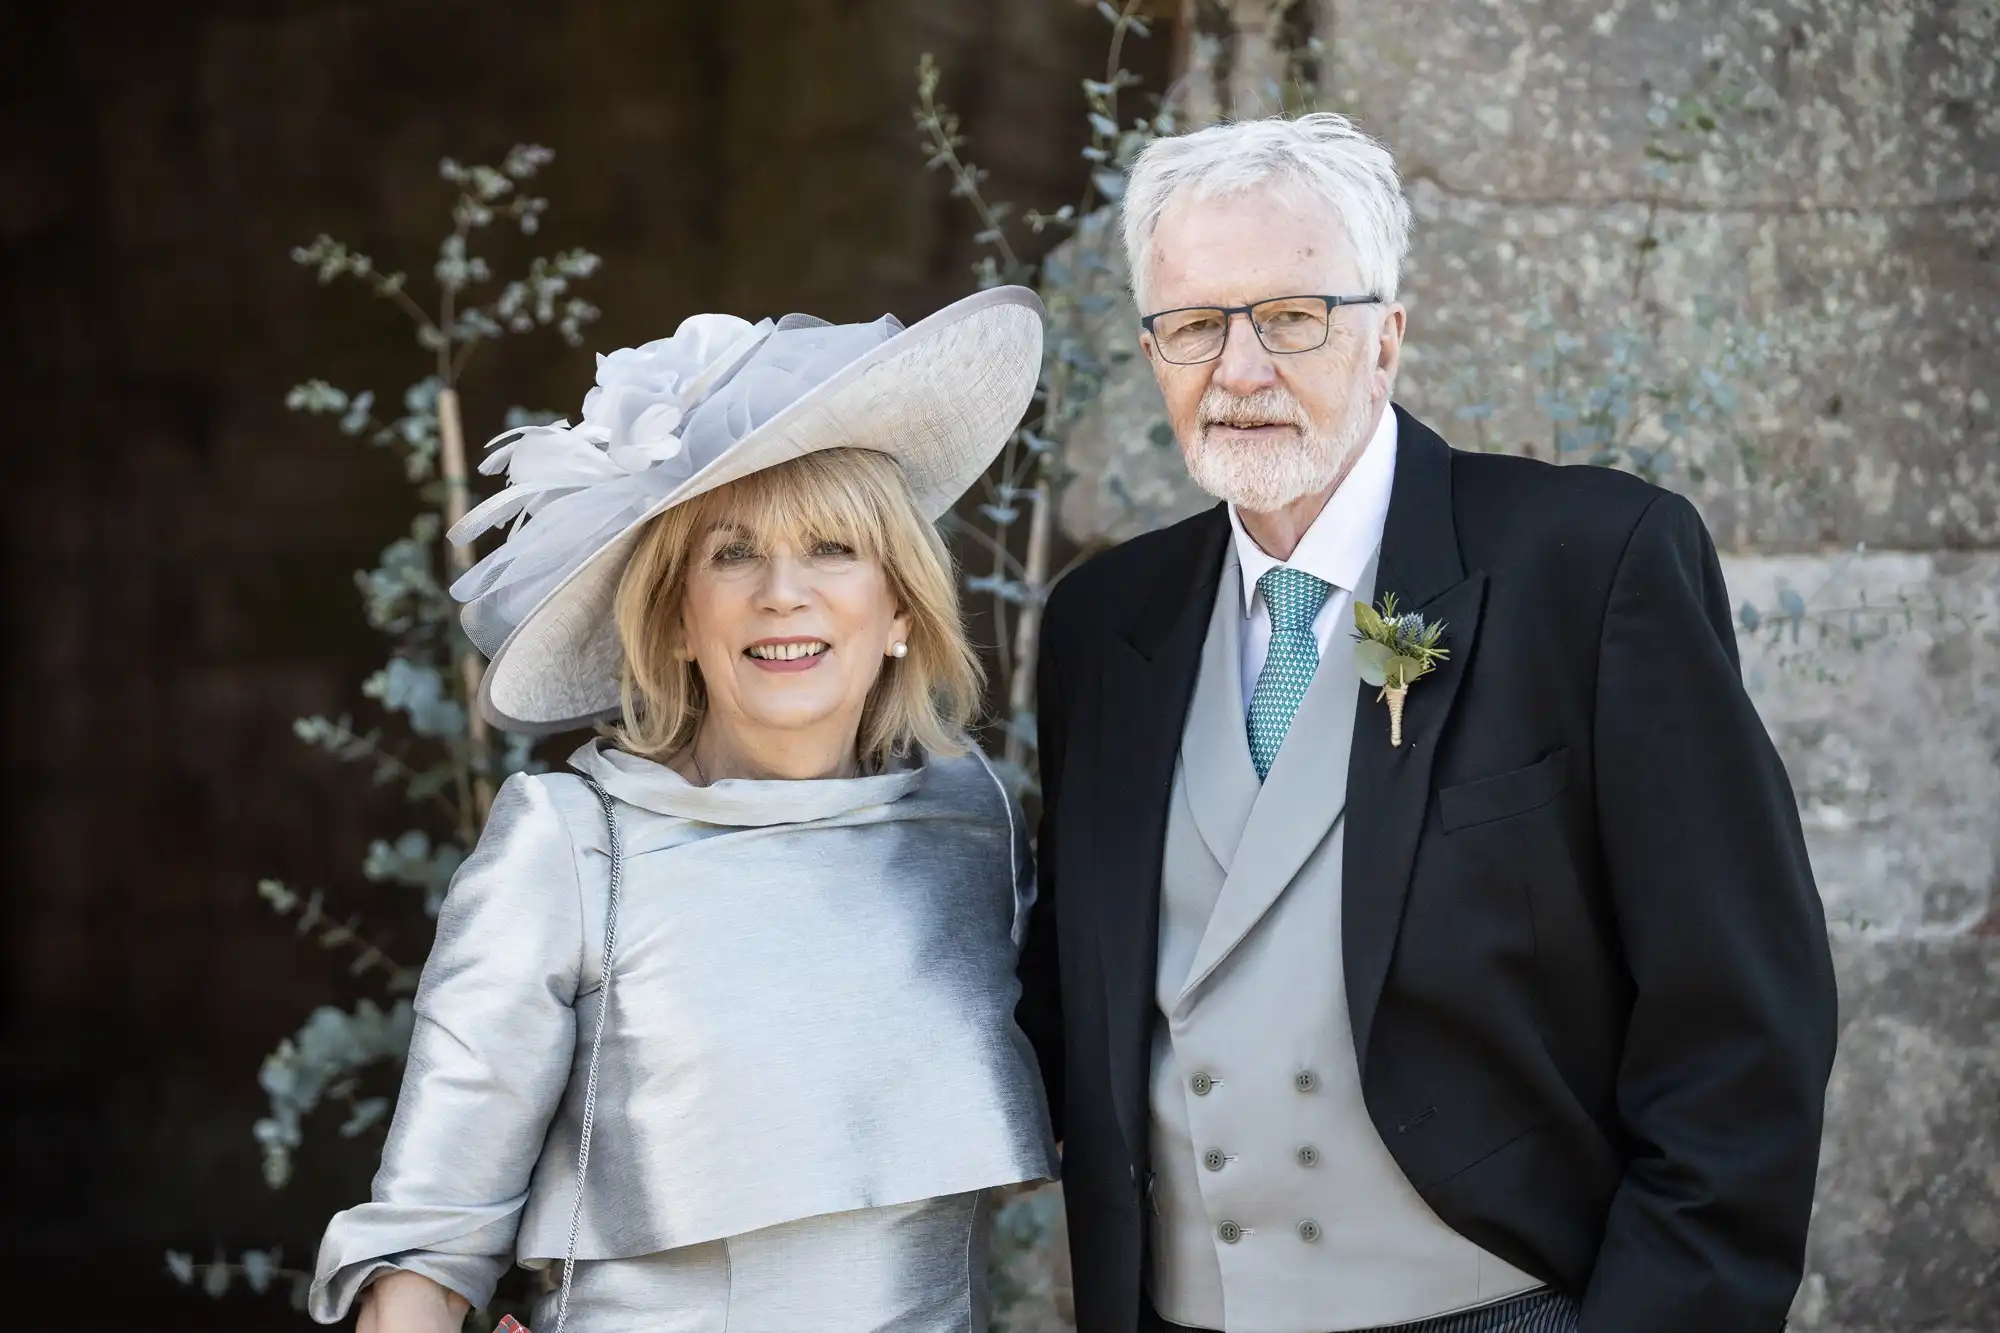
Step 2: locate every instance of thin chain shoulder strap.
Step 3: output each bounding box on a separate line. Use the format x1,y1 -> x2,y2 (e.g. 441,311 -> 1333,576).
967,748 -> 1019,889
551,774 -> 621,1333
968,747 -> 1034,948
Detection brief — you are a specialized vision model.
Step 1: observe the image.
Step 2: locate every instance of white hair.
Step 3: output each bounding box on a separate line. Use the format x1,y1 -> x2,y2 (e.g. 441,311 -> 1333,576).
1121,112 -> 1413,312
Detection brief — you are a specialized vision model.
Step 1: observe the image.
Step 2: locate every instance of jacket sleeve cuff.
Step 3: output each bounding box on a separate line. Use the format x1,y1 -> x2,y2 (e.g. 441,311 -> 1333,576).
308,1198 -> 522,1323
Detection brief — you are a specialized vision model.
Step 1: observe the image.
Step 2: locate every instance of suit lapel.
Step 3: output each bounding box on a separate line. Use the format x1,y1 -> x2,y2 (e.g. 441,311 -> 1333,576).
1178,545 -> 1258,872
1090,506 -> 1232,1168
1174,550 -> 1376,1008
1343,407 -> 1483,1068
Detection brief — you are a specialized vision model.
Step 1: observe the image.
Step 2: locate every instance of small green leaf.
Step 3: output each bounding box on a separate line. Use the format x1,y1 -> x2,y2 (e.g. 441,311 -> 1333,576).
1388,655 -> 1427,688
340,1096 -> 390,1138
1354,640 -> 1394,687
1353,600 -> 1387,640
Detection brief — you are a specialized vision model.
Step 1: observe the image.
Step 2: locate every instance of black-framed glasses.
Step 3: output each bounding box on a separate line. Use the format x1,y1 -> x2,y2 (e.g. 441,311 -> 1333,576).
1139,293 -> 1383,365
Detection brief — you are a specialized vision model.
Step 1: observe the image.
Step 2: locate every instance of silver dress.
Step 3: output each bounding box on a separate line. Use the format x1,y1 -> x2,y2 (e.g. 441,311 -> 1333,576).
310,740 -> 1057,1330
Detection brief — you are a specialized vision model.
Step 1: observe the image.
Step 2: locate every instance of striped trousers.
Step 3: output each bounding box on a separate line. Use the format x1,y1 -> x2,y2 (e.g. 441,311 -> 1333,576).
1147,1286 -> 1580,1333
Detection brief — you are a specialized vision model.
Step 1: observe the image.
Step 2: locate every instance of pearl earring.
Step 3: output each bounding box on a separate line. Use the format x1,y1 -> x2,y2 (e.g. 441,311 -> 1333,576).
889,641 -> 908,659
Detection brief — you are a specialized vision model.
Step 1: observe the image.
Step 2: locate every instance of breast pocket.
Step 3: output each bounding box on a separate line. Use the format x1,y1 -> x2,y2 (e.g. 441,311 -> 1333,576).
1437,746 -> 1572,832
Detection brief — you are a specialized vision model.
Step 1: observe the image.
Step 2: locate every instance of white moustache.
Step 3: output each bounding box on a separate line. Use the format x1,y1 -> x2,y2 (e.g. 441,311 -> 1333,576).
1198,389 -> 1308,431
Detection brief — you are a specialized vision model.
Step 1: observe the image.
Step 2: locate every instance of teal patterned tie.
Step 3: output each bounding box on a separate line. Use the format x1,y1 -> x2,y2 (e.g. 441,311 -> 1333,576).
1247,567 -> 1334,781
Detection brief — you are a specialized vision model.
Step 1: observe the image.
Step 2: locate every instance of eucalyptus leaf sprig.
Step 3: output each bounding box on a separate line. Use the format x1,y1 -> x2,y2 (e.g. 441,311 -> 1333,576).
1352,593 -> 1449,747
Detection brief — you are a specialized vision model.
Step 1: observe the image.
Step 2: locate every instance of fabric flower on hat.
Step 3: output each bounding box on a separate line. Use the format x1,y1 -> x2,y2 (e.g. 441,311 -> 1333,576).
579,313 -> 763,471
449,313 -> 773,546
444,307 -> 909,665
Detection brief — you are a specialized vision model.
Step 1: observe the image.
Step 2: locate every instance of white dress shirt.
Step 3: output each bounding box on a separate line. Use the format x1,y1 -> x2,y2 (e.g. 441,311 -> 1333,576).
1229,404 -> 1399,714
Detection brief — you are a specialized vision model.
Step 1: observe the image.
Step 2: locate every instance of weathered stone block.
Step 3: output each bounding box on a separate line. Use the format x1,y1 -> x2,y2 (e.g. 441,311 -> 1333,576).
1727,551 -> 1998,1328
1792,935 -> 2000,1332
1726,551 -> 1999,937
1323,0 -> 2000,550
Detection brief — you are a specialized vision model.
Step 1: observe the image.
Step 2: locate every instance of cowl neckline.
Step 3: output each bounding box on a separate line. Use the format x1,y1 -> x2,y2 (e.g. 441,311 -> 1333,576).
567,738 -> 927,827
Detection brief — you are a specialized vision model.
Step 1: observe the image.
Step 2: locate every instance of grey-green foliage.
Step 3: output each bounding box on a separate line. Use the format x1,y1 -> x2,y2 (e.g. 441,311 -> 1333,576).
167,145 -> 597,1319
916,0 -> 1169,802
1733,546 -> 1990,684
1433,63 -> 1782,490
255,999 -> 415,1189
164,1245 -> 313,1312
986,1185 -> 1069,1329
915,2 -> 1166,1324
1419,60 -> 1973,669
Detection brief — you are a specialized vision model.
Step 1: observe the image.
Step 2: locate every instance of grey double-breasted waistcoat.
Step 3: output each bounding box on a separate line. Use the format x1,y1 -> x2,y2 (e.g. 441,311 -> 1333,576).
1147,546 -> 1540,1332
311,740 -> 1057,1322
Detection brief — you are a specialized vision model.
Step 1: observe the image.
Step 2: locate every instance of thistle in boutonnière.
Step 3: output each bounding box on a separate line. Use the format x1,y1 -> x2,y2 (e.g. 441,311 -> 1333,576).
1352,593 -> 1449,748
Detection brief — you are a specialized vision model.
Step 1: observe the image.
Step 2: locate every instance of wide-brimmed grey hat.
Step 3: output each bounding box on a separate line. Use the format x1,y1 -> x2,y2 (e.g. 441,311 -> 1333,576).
447,284 -> 1045,734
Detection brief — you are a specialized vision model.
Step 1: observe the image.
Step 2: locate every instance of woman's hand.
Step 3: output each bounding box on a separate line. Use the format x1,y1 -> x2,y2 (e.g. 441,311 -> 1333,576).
357,1269 -> 471,1333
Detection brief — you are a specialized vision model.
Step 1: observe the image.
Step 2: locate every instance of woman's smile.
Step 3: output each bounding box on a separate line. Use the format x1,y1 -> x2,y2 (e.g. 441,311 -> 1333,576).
744,636 -> 833,673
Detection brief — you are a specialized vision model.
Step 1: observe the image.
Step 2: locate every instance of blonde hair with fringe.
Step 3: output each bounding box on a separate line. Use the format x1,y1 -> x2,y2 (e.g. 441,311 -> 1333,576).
610,448 -> 983,770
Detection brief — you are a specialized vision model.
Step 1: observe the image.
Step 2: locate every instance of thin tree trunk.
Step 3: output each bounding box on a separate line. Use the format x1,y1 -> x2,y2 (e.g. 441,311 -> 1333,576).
1005,476 -> 1056,771
1176,0 -> 1317,124
436,386 -> 495,826
1227,0 -> 1298,115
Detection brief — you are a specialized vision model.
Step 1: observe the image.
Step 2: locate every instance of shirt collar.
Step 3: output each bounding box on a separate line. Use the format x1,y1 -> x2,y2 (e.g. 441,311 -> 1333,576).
1229,401 -> 1399,613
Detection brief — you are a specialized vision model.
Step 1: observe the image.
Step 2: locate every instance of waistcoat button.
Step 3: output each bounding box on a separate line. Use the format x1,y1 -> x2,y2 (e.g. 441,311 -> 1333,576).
1296,1144 -> 1320,1167
1218,1221 -> 1243,1244
1191,1072 -> 1215,1096
1298,1219 -> 1322,1243
1293,1069 -> 1318,1092
1202,1148 -> 1226,1171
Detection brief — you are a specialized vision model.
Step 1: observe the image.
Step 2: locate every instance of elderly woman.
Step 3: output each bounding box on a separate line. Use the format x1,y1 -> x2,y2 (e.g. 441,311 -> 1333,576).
310,289 -> 1058,1333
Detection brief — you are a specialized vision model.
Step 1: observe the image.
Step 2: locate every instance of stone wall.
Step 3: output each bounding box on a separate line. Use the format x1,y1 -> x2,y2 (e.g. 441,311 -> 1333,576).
1053,2 -> 1998,1328
1732,552 -> 1998,1332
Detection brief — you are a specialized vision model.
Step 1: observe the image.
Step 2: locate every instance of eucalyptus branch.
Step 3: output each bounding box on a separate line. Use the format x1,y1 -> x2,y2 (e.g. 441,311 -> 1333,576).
947,513 -> 1032,579
164,1249 -> 313,1308
293,716 -> 463,823
1740,594 -> 1988,643
915,6 -> 1160,771
291,236 -> 442,341
257,880 -> 421,994
981,448 -> 1020,681
199,140 -> 592,1315
914,54 -> 1025,282
284,380 -> 391,443
437,219 -> 472,385
1075,0 -> 1151,218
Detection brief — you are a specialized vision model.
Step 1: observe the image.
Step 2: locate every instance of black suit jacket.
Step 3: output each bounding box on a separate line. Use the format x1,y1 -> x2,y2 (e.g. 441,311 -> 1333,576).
1018,407 -> 1838,1333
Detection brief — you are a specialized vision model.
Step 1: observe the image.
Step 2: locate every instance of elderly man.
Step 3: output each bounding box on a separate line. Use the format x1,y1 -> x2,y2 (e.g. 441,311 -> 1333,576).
1018,113 -> 1837,1333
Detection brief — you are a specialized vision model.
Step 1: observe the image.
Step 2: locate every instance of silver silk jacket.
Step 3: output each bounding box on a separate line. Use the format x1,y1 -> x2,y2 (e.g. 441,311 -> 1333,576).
310,740 -> 1059,1320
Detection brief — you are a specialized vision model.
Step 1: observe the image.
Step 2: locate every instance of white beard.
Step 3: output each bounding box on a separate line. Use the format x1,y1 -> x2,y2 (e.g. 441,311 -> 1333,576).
1181,382 -> 1378,513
